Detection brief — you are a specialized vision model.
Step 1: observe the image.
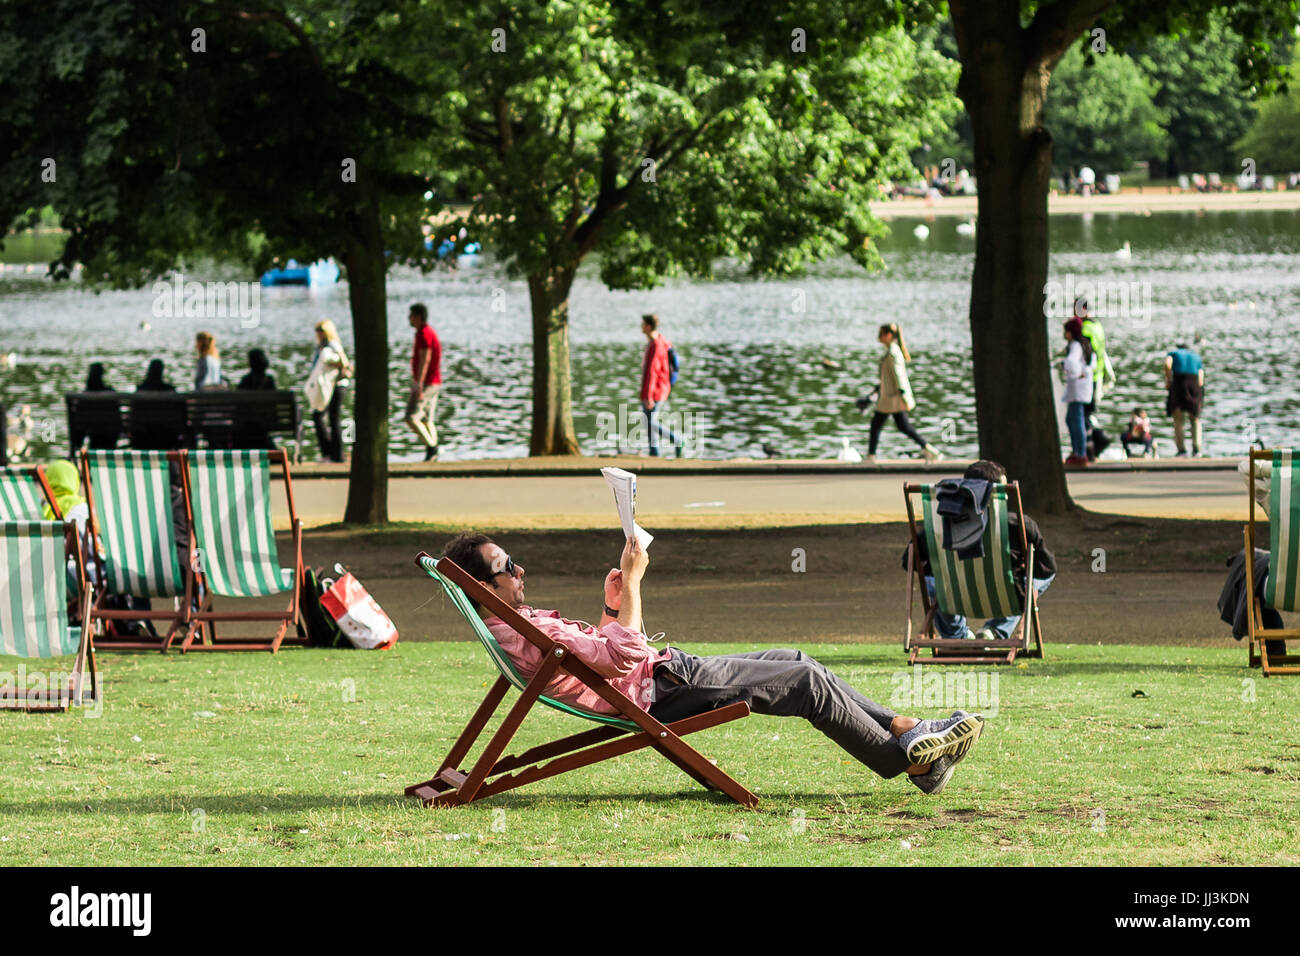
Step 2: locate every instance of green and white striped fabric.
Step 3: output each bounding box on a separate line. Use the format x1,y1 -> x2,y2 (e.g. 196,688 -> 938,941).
921,483 -> 1021,621
86,451 -> 184,597
0,521 -> 80,658
0,468 -> 44,521
417,555 -> 637,730
187,450 -> 291,597
1265,449 -> 1300,612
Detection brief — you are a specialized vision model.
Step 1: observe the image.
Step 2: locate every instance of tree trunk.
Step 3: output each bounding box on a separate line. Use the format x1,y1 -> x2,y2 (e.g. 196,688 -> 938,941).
342,201 -> 390,524
952,0 -> 1073,515
527,269 -> 581,456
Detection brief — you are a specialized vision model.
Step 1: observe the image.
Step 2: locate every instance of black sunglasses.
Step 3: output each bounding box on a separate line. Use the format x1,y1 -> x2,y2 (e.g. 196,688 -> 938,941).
483,554 -> 516,584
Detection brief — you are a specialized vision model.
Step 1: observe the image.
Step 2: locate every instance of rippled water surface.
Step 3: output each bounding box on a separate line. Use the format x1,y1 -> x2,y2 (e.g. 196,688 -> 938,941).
2,208 -> 1298,461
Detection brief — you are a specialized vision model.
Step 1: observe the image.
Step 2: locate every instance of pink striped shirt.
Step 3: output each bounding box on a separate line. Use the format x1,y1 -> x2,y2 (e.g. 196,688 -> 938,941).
485,607 -> 668,715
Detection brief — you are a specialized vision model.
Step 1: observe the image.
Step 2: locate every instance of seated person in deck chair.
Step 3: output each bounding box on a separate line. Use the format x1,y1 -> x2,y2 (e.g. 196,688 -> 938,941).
441,531 -> 985,795
902,459 -> 1057,640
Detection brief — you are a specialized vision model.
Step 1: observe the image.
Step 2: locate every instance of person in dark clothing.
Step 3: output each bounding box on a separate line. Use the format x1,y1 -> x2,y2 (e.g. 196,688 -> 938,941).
85,363 -> 113,392
903,459 -> 1057,640
237,349 -> 276,391
138,359 -> 177,392
1218,548 -> 1287,657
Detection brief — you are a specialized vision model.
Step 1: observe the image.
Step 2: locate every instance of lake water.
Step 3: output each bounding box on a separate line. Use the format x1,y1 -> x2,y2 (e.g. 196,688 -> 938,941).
2,208 -> 1298,462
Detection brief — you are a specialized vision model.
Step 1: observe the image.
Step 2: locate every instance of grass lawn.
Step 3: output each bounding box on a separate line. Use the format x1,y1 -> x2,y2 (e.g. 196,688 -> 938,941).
1,641 -> 1296,866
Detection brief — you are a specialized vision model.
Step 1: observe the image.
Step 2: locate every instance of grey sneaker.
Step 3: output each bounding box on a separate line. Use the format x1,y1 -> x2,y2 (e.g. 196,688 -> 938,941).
899,712 -> 984,765
909,753 -> 955,795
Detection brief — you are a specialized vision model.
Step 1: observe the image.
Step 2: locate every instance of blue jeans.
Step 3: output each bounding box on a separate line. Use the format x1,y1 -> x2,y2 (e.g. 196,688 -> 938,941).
1066,402 -> 1088,457
927,573 -> 1055,639
643,402 -> 679,456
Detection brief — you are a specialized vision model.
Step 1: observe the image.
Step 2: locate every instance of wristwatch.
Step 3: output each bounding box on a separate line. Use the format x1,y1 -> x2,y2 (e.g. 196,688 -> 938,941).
603,604 -> 619,617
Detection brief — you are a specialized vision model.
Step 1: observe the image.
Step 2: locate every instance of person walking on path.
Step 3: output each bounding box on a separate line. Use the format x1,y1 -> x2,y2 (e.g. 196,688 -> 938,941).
1165,340 -> 1205,457
867,323 -> 941,462
1075,297 -> 1115,412
639,314 -> 681,457
305,319 -> 352,463
138,359 -> 176,392
405,303 -> 442,461
1061,318 -> 1096,467
194,331 -> 223,390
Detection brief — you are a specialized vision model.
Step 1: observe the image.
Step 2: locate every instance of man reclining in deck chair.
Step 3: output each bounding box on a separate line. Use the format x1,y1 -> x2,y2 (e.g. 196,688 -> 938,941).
902,459 -> 1057,640
442,532 -> 985,795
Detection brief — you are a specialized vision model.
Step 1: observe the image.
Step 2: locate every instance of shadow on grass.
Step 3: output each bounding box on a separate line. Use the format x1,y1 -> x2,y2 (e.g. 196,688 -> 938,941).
807,651 -> 1250,678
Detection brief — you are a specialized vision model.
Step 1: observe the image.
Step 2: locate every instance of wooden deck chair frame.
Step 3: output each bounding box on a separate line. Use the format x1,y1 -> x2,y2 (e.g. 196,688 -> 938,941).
903,481 -> 1044,665
1244,448 -> 1300,675
81,449 -> 199,652
405,553 -> 759,809
177,448 -> 304,653
0,465 -> 60,520
0,521 -> 98,713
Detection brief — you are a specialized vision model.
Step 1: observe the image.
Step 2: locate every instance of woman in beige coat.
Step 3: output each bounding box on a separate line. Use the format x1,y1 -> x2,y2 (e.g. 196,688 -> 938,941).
867,323 -> 942,462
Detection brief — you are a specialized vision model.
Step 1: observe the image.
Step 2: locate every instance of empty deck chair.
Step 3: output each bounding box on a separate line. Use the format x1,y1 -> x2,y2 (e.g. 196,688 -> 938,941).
405,553 -> 757,809
903,481 -> 1044,665
1244,448 -> 1300,675
0,521 -> 96,712
81,449 -> 193,650
180,449 -> 303,652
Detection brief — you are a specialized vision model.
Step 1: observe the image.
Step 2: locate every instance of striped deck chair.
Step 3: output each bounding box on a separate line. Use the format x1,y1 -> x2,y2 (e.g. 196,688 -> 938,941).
406,553 -> 757,809
0,521 -> 96,712
903,481 -> 1044,665
1244,449 -> 1300,675
180,449 -> 304,652
0,466 -> 57,520
82,450 -> 193,650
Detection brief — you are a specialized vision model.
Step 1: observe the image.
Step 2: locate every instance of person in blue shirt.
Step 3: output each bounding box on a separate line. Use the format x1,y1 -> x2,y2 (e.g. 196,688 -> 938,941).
1164,341 -> 1204,456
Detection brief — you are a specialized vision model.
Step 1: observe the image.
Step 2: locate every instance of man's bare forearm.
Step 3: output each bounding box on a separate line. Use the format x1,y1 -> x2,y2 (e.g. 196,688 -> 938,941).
618,581 -> 643,634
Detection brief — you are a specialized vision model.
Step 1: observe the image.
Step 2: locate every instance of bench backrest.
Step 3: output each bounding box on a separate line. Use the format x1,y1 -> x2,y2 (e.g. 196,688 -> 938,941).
919,482 -> 1022,620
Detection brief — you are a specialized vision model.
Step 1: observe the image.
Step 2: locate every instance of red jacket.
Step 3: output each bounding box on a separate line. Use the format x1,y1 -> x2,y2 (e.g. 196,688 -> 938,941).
640,335 -> 673,405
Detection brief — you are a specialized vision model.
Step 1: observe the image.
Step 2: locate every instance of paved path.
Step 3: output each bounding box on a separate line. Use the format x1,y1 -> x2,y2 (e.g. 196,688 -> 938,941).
275,467 -> 1247,529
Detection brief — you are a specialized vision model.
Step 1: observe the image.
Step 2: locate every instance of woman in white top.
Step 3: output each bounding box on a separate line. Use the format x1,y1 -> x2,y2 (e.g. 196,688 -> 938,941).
867,323 -> 942,462
194,331 -> 223,390
1061,317 -> 1096,466
305,319 -> 352,462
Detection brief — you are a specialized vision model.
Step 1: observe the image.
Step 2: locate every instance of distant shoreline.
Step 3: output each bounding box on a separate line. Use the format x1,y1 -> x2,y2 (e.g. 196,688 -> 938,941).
871,189 -> 1300,219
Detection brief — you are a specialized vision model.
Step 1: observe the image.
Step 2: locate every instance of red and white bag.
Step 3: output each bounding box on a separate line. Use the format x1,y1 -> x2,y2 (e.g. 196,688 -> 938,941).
320,570 -> 398,650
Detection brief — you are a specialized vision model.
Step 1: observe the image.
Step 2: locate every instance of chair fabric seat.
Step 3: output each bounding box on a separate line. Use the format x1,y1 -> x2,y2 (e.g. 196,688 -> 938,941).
418,555 -> 638,731
85,450 -> 185,598
920,483 -> 1022,621
0,521 -> 81,659
0,469 -> 45,521
1265,449 -> 1300,612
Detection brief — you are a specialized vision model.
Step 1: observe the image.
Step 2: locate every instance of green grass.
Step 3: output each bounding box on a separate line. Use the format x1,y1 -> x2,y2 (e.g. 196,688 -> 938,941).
1,642 -> 1297,866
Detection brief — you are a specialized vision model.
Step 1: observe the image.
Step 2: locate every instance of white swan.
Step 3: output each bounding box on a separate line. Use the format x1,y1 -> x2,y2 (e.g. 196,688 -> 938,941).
837,437 -> 863,463
912,224 -> 930,240
1115,240 -> 1132,259
956,218 -> 976,237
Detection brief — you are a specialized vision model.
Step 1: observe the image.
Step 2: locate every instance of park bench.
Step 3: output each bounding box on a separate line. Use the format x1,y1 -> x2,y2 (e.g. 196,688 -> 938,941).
66,390 -> 302,459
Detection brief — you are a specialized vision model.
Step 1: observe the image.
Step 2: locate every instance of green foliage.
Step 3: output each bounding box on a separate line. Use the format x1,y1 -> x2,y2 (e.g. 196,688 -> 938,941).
423,2 -> 960,286
1235,80 -> 1300,172
1047,45 -> 1168,173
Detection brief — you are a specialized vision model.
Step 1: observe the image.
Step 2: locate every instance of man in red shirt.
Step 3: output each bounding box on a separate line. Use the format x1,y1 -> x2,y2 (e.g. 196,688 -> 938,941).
405,303 -> 442,461
639,314 -> 682,457
439,531 -> 986,795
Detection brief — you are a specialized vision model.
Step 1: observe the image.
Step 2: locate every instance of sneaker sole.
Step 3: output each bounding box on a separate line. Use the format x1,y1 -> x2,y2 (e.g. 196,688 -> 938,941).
906,715 -> 984,765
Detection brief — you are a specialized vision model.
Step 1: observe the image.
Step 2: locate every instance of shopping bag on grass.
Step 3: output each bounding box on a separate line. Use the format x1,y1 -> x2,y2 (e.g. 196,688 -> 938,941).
320,569 -> 398,650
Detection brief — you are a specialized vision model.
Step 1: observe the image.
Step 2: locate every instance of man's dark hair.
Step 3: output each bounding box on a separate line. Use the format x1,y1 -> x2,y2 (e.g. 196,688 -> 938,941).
641,313 -> 659,331
441,532 -> 496,608
410,302 -> 429,322
963,459 -> 1007,483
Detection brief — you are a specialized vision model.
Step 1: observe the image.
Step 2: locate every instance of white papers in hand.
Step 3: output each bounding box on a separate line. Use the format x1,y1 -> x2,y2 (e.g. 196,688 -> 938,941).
600,466 -> 653,549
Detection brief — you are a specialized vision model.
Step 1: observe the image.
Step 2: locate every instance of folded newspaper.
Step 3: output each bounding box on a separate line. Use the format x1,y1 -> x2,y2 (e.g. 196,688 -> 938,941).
600,467 -> 654,549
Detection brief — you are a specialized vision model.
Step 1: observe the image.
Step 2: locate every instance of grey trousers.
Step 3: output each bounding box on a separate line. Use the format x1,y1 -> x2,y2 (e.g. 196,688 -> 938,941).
649,648 -> 911,779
